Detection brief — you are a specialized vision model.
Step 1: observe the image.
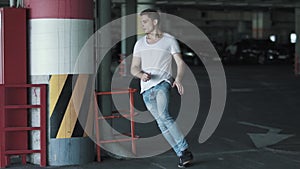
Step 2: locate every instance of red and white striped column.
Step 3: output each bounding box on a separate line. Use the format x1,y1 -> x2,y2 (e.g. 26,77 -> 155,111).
25,0 -> 94,75
24,0 -> 95,166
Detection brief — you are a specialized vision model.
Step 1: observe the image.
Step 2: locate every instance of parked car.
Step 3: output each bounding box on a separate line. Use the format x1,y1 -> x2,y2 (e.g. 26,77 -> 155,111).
179,41 -> 201,66
255,39 -> 280,64
179,41 -> 222,66
222,39 -> 259,64
222,39 -> 291,64
276,43 -> 295,63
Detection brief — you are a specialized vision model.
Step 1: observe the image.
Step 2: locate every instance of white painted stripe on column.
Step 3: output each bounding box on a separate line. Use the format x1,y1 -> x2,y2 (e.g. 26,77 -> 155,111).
29,19 -> 94,75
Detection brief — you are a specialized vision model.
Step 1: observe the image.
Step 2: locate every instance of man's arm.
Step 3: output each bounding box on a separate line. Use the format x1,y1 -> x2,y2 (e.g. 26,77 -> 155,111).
131,56 -> 151,82
172,53 -> 185,95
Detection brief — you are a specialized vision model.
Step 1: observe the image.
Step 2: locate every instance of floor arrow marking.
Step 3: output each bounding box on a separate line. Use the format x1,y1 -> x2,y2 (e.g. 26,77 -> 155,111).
238,121 -> 295,148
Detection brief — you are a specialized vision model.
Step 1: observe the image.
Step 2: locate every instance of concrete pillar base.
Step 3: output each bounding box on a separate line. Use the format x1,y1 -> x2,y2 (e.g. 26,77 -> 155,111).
48,137 -> 94,166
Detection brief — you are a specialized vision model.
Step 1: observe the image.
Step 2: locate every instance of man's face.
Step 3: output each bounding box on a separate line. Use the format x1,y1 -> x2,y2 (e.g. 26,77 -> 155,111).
140,15 -> 157,34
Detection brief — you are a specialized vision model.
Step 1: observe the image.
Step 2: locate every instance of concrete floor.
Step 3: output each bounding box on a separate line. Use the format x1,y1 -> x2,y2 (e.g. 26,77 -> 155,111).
7,63 -> 300,169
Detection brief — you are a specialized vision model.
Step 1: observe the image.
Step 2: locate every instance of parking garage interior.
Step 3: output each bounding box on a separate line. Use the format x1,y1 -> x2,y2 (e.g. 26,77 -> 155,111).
0,0 -> 299,169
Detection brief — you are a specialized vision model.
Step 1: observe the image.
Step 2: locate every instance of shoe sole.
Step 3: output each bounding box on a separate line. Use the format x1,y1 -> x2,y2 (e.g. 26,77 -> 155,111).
178,160 -> 192,168
178,165 -> 185,168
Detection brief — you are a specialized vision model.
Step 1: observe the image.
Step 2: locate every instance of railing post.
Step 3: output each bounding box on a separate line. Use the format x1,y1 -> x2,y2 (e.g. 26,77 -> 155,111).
40,84 -> 47,167
0,85 -> 5,168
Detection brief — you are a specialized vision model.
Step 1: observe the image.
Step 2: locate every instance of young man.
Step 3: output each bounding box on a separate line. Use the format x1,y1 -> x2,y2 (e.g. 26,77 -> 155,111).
131,9 -> 193,168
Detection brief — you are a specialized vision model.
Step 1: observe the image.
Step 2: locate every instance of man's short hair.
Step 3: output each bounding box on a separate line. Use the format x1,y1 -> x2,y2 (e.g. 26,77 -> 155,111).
140,8 -> 160,24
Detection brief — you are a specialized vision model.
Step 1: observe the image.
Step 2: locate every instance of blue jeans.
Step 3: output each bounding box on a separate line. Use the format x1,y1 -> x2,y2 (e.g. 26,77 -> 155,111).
142,81 -> 188,157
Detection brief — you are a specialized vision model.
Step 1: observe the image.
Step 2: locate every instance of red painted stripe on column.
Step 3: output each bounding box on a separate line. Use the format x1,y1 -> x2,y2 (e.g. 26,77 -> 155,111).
24,0 -> 94,19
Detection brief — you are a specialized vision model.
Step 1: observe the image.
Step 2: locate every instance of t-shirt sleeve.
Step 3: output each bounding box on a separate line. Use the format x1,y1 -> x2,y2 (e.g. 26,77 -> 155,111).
170,39 -> 181,55
133,41 -> 141,58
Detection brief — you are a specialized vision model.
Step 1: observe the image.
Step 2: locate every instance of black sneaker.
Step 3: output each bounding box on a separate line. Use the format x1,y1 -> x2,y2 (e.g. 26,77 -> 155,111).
178,150 -> 193,168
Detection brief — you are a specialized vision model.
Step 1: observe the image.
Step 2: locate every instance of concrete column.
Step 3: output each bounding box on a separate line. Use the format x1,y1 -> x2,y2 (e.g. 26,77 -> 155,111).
24,0 -> 95,166
137,0 -> 155,38
93,0 -> 138,160
120,0 -> 137,77
252,11 -> 271,39
120,0 -> 154,75
295,6 -> 300,75
237,21 -> 248,39
120,1 -> 139,76
95,0 -> 112,128
137,0 -> 155,12
120,0 -> 154,76
121,4 -> 127,76
126,0 -> 137,55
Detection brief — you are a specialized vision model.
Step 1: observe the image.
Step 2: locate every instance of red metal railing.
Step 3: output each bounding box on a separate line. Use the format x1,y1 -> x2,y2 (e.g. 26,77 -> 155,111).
0,84 -> 47,168
94,88 -> 138,162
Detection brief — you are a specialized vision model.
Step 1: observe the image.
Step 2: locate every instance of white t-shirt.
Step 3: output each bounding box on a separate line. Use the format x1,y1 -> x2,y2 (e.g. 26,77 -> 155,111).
133,33 -> 181,93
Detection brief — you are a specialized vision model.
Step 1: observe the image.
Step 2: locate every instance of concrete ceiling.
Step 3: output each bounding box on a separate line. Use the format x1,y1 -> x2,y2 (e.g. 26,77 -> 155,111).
0,0 -> 8,7
112,0 -> 299,9
155,0 -> 298,7
0,0 -> 298,9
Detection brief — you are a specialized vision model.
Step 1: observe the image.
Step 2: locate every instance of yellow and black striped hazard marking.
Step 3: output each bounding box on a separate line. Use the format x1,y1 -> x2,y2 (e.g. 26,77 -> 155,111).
50,74 -> 94,138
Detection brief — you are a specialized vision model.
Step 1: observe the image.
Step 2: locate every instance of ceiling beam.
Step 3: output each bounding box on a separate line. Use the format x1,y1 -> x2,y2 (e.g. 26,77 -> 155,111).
112,0 -> 299,8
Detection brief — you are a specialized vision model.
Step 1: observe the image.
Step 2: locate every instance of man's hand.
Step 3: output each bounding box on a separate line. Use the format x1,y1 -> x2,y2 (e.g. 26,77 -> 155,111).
172,80 -> 184,95
142,73 -> 151,82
